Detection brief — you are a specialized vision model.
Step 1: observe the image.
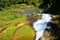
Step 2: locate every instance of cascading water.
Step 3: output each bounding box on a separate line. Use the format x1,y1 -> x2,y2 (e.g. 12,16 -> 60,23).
33,14 -> 52,40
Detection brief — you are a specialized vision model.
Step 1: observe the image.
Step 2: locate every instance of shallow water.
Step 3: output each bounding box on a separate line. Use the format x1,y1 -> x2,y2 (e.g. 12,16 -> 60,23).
21,8 -> 40,14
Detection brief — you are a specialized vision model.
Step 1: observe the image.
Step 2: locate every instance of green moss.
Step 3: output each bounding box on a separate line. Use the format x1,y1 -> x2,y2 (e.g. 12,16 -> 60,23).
6,26 -> 16,36
16,26 -> 31,35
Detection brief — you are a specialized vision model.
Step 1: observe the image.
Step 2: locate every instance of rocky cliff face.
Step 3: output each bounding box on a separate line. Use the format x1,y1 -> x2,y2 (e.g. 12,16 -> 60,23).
40,31 -> 57,40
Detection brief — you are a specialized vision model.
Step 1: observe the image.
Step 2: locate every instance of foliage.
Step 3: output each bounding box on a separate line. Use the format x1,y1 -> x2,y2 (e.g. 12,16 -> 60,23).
0,12 -> 21,26
39,0 -> 60,14
0,0 -> 43,10
0,0 -> 60,14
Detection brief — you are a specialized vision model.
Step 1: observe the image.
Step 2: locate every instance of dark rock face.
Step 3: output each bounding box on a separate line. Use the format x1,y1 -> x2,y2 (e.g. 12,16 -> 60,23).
47,22 -> 58,36
41,22 -> 59,40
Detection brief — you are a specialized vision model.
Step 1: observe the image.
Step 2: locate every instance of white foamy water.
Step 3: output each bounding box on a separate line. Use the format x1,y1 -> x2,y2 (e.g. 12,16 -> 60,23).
33,14 -> 52,40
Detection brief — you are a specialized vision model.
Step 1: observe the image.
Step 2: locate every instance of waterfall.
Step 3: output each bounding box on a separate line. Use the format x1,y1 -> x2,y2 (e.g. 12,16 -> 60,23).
33,13 -> 52,40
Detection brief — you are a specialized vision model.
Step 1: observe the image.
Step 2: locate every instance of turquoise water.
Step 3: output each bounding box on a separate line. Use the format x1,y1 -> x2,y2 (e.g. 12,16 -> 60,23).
21,8 -> 40,14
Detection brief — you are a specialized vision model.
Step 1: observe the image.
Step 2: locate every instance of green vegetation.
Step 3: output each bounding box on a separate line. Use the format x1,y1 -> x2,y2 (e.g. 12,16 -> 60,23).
0,0 -> 43,11
0,12 -> 21,26
0,0 -> 60,14
0,4 -> 36,40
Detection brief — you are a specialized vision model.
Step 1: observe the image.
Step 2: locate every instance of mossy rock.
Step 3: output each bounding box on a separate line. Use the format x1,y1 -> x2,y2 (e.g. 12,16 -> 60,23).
11,25 -> 35,40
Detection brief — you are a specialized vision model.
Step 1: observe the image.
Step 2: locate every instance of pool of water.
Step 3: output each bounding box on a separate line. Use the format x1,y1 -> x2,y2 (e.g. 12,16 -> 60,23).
21,8 -> 41,14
